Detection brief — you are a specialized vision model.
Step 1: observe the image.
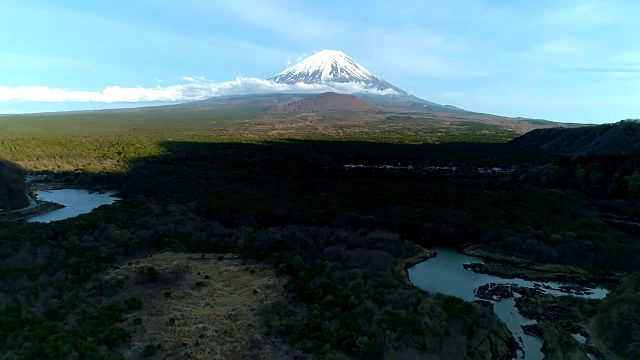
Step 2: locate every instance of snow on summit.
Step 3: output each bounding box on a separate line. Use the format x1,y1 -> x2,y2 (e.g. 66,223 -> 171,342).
273,50 -> 373,83
269,50 -> 406,94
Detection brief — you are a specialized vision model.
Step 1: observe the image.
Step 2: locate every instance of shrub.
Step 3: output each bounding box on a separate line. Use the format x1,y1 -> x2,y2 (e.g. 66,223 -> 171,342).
143,344 -> 160,357
125,296 -> 143,311
140,266 -> 160,283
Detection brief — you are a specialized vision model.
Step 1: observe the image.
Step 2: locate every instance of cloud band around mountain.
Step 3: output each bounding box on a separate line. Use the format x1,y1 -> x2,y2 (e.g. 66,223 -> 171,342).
0,77 -> 397,103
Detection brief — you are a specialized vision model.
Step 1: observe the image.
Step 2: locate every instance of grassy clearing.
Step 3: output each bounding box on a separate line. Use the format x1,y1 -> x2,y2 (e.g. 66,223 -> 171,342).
109,252 -> 291,360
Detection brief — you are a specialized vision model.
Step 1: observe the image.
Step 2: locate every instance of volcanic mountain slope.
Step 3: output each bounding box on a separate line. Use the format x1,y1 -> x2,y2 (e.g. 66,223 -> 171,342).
510,120 -> 640,154
181,94 -> 307,111
277,92 -> 377,113
268,50 -> 473,113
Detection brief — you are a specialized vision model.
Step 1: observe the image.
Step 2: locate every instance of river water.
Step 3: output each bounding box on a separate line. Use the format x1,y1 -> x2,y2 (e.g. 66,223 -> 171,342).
408,247 -> 607,360
26,189 -> 119,223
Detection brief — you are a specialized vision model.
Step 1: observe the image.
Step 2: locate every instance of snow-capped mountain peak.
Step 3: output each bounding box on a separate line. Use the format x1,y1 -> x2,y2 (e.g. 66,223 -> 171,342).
269,50 -> 406,94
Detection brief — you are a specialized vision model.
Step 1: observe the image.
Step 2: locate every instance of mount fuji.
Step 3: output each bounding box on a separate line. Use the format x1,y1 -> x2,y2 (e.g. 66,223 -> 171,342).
29,49 -> 560,133
268,50 -> 461,112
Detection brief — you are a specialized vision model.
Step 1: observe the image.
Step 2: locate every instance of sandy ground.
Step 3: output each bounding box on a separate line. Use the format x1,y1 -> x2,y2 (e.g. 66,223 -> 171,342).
106,252 -> 293,360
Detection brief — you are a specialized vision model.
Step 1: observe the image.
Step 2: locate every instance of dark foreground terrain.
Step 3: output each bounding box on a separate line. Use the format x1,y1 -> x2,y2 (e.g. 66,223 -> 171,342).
0,159 -> 29,211
1,110 -> 640,359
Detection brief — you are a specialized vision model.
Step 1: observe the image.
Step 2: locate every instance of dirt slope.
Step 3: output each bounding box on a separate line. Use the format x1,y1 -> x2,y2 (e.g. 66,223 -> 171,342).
278,92 -> 377,113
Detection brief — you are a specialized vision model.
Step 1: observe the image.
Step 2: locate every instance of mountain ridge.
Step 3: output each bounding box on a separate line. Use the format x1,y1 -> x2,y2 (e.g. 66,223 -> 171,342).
510,120 -> 640,154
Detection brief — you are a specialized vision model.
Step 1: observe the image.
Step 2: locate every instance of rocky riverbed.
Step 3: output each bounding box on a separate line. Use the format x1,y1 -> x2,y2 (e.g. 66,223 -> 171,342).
475,283 -> 609,360
462,245 -> 619,289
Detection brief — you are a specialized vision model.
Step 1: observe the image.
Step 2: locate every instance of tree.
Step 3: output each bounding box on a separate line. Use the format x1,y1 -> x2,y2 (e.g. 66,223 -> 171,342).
626,172 -> 640,198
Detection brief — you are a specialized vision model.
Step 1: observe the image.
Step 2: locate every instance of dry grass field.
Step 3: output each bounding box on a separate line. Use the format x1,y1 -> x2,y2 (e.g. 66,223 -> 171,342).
105,253 -> 294,360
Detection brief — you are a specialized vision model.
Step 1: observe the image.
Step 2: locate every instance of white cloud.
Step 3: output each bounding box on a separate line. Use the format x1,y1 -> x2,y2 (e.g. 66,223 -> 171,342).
181,76 -> 206,82
0,77 -> 397,103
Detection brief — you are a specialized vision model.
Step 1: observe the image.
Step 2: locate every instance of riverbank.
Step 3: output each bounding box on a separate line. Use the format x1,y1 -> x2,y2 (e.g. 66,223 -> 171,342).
522,323 -> 590,360
0,201 -> 65,222
461,245 -> 620,288
519,297 -> 612,360
396,246 -> 436,286
31,181 -> 119,193
26,169 -> 125,196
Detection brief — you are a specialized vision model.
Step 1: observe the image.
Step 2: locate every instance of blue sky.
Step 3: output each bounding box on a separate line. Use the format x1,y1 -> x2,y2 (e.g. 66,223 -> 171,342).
1,0 -> 639,123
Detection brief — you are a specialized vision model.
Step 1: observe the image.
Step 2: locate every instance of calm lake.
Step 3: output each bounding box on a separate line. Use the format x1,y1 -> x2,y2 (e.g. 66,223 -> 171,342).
26,189 -> 119,223
408,247 -> 607,360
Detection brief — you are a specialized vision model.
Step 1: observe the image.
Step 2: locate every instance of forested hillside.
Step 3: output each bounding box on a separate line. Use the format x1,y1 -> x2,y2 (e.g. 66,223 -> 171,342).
0,160 -> 28,212
511,120 -> 640,155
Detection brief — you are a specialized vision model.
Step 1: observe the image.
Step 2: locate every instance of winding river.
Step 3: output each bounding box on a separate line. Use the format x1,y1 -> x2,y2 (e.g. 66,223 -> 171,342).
408,247 -> 607,360
26,189 -> 120,223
